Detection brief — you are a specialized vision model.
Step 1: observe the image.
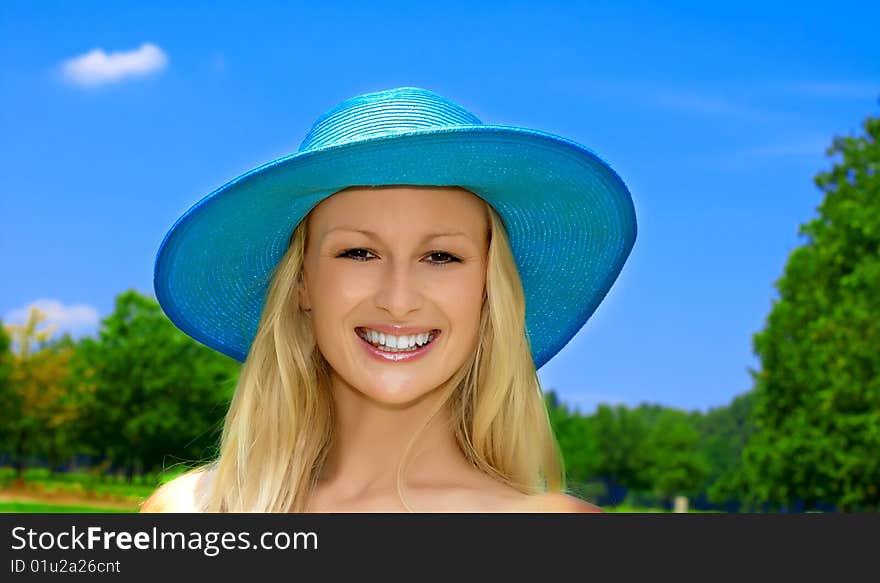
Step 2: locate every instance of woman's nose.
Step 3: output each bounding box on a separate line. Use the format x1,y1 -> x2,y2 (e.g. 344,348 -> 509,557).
373,261 -> 424,318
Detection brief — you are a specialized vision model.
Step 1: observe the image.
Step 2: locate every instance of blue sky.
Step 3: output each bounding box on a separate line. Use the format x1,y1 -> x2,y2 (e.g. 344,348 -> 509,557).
2,0 -> 878,414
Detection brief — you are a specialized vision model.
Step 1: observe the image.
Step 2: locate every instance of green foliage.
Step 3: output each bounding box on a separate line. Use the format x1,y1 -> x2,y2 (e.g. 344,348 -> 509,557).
698,391 -> 757,505
0,321 -> 10,383
0,322 -> 12,454
545,391 -> 600,484
743,113 -> 880,511
70,289 -> 241,477
642,409 -> 710,503
0,502 -> 135,513
591,403 -> 656,492
545,396 -> 721,506
0,310 -> 78,477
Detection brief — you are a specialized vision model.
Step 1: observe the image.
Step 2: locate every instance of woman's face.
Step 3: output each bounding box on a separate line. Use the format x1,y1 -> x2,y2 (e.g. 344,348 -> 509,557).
300,186 -> 489,406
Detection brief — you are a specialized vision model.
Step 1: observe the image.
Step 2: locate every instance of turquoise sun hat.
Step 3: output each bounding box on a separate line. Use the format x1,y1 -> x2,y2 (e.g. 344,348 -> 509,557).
154,86 -> 637,369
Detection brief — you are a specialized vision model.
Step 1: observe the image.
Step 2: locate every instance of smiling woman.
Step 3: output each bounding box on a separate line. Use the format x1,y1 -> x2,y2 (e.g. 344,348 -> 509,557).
300,186 -> 489,411
146,86 -> 636,513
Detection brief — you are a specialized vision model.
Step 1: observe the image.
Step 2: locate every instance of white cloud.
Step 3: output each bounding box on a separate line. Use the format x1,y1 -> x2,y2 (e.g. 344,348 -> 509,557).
3,298 -> 100,340
59,42 -> 168,87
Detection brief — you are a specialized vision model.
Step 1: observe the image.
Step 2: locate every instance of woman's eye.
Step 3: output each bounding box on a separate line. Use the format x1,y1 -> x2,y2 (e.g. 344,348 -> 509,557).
339,248 -> 375,261
338,249 -> 461,265
425,251 -> 461,265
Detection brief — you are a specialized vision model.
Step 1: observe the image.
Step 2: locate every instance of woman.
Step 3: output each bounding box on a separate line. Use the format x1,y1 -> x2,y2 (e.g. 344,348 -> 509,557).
143,87 -> 637,512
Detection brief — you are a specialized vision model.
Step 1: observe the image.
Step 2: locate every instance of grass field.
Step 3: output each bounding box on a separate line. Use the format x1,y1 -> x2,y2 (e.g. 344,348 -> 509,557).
0,465 -> 162,513
0,501 -> 135,513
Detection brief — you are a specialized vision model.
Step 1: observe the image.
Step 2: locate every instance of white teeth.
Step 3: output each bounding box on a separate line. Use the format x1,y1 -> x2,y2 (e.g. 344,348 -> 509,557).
358,328 -> 436,351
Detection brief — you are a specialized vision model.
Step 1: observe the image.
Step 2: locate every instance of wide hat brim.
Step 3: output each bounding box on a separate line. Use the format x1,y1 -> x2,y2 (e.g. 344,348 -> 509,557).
154,124 -> 637,369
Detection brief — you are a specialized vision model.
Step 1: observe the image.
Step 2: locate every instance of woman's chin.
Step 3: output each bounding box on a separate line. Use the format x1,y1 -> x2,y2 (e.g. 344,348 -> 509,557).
357,379 -> 441,408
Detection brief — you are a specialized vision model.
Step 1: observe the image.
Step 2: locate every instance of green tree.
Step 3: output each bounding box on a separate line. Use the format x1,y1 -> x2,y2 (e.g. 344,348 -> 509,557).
1,308 -> 76,478
743,112 -> 880,511
592,404 -> 655,495
642,409 -> 710,506
72,290 -> 240,479
0,321 -> 14,458
699,391 -> 757,507
545,391 -> 601,496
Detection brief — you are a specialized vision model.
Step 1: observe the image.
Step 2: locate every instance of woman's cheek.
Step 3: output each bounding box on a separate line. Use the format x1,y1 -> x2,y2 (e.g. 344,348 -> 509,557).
322,266 -> 370,302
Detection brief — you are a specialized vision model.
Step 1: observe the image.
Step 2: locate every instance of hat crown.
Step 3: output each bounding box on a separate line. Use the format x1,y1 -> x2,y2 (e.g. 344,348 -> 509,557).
298,87 -> 483,152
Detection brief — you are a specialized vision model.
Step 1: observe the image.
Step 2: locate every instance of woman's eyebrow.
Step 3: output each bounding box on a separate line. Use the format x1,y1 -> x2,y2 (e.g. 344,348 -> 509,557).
322,227 -> 471,243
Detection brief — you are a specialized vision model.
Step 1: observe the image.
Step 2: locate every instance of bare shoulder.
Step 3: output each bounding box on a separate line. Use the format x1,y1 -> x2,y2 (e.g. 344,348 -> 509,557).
511,492 -> 604,513
140,468 -> 213,513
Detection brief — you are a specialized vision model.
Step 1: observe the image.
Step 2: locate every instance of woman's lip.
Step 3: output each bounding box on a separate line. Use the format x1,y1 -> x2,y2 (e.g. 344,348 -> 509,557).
354,329 -> 439,363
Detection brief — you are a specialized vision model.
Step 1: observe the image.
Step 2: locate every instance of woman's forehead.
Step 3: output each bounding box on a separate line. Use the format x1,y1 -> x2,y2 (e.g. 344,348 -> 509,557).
309,186 -> 489,237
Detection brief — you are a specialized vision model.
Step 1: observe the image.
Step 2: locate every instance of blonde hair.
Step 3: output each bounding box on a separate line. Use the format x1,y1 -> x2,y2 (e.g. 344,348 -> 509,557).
190,190 -> 566,512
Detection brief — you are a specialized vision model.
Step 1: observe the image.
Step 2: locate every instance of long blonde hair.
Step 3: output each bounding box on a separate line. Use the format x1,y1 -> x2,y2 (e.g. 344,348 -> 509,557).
190,190 -> 565,511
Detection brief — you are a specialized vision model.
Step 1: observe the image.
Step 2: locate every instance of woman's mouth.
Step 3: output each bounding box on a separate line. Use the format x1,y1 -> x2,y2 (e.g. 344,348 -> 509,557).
354,327 -> 441,362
